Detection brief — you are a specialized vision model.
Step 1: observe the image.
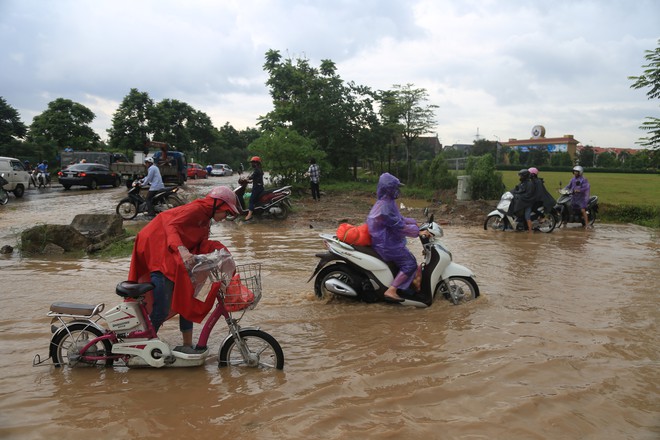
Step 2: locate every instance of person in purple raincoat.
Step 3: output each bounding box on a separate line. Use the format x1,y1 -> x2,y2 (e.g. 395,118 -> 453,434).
366,173 -> 429,302
564,165 -> 591,228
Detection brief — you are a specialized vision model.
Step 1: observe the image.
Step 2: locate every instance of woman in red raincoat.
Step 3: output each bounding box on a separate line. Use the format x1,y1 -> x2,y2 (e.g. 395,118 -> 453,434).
128,186 -> 240,353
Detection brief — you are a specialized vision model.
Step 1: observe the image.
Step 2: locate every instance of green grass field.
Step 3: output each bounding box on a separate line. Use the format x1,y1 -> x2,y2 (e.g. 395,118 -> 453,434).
501,171 -> 659,207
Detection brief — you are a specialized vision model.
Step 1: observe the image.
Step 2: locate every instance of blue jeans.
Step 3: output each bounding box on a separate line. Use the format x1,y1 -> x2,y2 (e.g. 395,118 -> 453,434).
248,185 -> 263,211
150,271 -> 193,333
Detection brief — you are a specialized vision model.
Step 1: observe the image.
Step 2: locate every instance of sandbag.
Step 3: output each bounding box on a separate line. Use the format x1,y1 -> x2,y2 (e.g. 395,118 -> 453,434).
336,223 -> 371,246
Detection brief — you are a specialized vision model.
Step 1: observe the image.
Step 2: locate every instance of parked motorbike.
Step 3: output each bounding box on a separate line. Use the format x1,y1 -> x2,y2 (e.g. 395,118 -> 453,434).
555,189 -> 599,227
234,177 -> 292,219
115,183 -> 184,220
33,249 -> 284,370
309,211 -> 479,307
0,173 -> 9,205
484,191 -> 558,233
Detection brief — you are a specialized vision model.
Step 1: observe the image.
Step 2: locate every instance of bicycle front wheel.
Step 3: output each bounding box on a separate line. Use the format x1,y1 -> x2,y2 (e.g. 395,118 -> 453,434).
218,329 -> 284,370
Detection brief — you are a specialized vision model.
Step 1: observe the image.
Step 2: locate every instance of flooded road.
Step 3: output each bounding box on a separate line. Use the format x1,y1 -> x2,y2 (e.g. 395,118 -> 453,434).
0,181 -> 658,439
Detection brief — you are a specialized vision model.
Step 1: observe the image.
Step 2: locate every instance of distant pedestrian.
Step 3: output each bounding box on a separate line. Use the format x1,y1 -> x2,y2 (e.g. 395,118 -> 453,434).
306,158 -> 321,201
239,163 -> 244,176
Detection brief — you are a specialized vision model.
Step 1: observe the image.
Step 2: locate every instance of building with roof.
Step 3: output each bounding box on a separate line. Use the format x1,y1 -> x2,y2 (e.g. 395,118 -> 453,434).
503,125 -> 580,160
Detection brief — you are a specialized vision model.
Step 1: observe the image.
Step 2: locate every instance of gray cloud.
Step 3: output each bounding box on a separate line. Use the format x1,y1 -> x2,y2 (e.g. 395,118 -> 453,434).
1,0 -> 658,147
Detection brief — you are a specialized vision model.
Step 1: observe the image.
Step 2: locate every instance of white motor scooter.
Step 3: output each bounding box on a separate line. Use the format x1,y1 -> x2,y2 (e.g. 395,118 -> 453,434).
309,212 -> 479,307
484,191 -> 557,233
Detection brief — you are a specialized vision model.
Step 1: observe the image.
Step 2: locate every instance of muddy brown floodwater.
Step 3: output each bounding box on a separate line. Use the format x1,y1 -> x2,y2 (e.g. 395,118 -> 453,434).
0,180 -> 658,440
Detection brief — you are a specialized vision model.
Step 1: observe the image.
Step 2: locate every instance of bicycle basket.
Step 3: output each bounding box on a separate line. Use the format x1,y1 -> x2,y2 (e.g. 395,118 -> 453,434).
222,263 -> 262,312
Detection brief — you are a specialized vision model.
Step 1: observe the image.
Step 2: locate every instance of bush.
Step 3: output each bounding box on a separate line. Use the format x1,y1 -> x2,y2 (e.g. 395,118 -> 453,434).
425,155 -> 457,189
466,155 -> 505,200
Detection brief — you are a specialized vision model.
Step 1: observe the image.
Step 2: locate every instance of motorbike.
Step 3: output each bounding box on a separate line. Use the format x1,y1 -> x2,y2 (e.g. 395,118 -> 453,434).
33,249 -> 284,370
554,188 -> 599,227
484,191 -> 558,233
36,169 -> 50,188
115,183 -> 184,220
0,173 -> 9,205
308,211 -> 479,307
233,177 -> 292,220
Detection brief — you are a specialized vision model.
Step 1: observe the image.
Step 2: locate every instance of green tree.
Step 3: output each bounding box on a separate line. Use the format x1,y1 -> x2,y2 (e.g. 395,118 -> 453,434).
149,99 -> 197,153
379,84 -> 438,183
28,98 -> 100,150
107,88 -> 155,156
0,97 -> 27,145
595,151 -> 619,168
248,127 -> 325,184
260,49 -> 379,179
577,146 -> 596,167
629,38 -> 660,150
466,154 -> 505,200
550,151 -> 573,166
426,154 -> 456,190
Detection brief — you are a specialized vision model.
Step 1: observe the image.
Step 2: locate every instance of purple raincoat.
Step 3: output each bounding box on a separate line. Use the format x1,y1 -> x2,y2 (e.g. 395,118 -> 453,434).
566,175 -> 590,209
366,173 -> 419,289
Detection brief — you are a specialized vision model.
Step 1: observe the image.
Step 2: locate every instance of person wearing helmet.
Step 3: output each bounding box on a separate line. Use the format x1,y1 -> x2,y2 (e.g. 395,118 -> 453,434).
528,167 -> 556,215
136,157 -> 165,217
243,156 -> 264,221
510,169 -> 535,233
564,165 -> 591,228
128,186 -> 240,353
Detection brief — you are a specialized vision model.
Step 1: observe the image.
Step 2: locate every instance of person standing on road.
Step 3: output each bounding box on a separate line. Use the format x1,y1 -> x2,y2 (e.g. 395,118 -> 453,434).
243,156 -> 264,221
137,157 -> 165,218
306,158 -> 321,201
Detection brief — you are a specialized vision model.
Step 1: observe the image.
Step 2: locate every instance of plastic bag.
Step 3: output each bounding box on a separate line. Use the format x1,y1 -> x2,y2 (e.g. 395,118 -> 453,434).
224,273 -> 255,312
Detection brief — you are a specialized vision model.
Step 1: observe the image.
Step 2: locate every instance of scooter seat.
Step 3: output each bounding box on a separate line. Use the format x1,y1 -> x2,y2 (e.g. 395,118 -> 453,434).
115,281 -> 155,298
352,245 -> 399,276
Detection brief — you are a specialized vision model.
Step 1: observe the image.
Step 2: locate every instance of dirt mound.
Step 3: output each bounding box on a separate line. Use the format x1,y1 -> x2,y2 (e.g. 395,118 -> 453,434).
291,191 -> 493,229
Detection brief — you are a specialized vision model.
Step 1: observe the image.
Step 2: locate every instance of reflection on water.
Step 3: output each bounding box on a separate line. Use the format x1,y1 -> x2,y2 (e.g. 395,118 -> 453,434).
0,193 -> 658,439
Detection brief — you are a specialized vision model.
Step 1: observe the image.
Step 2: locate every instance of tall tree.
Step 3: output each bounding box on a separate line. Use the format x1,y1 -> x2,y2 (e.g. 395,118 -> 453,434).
0,97 -> 27,145
629,39 -> 660,151
149,99 -> 196,152
28,98 -> 100,150
378,84 -> 438,182
107,88 -> 155,156
260,49 -> 378,178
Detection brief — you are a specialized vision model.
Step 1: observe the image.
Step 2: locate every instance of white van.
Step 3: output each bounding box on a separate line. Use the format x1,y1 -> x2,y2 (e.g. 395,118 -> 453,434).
0,157 -> 30,198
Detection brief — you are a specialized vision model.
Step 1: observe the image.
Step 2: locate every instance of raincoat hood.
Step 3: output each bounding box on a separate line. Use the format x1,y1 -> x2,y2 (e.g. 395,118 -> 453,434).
376,173 -> 402,200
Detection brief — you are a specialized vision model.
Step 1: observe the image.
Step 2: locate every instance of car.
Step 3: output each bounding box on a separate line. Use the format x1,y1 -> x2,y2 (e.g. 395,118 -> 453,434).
57,163 -> 121,190
0,156 -> 30,198
186,163 -> 207,179
211,163 -> 233,176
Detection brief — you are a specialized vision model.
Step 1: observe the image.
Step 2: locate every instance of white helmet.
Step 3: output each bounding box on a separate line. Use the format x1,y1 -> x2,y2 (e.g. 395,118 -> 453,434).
572,165 -> 584,175
144,157 -> 154,164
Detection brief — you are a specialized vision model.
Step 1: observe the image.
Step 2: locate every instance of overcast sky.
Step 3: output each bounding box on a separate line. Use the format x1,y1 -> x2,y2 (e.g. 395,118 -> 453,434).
1,0 -> 658,149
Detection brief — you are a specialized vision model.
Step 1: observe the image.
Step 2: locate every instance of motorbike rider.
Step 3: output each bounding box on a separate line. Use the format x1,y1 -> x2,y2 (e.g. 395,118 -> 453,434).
528,167 -> 556,215
243,156 -> 264,221
128,186 -> 241,353
510,169 -> 535,233
366,172 -> 430,302
137,157 -> 165,218
563,165 -> 591,228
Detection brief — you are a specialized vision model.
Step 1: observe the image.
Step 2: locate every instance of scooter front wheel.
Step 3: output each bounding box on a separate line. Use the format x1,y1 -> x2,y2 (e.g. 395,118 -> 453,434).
49,322 -> 113,368
436,276 -> 479,305
116,200 -> 138,220
484,215 -> 506,231
218,329 -> 284,370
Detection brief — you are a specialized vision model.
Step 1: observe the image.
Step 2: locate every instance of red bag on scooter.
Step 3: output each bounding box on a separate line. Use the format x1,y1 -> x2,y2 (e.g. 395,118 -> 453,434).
224,273 -> 255,312
336,223 -> 371,246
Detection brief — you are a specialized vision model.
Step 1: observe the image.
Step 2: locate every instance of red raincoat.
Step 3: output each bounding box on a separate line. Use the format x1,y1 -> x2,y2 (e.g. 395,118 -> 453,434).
128,197 -> 228,323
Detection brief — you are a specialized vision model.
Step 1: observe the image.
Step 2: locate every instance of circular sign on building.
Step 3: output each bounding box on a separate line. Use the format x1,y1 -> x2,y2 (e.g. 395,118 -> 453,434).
531,125 -> 546,138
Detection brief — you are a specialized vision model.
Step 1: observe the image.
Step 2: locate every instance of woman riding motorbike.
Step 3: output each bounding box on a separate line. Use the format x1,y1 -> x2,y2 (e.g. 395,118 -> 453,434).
509,169 -> 535,233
